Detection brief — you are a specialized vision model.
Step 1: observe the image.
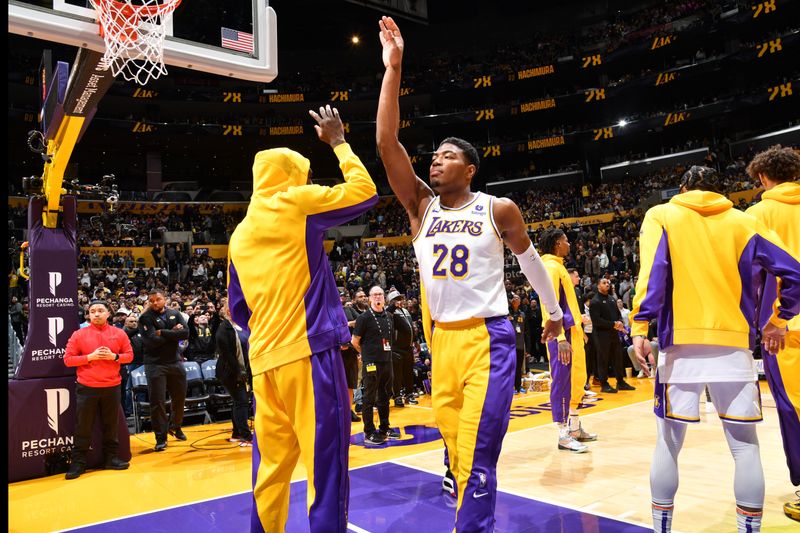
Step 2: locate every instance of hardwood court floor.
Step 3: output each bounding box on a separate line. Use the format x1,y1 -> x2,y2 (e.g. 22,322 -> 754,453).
8,378 -> 798,532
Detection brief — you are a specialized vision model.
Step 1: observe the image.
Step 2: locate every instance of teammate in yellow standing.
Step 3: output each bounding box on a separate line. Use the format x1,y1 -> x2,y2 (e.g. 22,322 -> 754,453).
745,145 -> 800,522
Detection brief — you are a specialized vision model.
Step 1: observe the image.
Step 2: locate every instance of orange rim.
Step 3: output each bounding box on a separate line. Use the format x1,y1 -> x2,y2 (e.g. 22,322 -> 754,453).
94,0 -> 182,42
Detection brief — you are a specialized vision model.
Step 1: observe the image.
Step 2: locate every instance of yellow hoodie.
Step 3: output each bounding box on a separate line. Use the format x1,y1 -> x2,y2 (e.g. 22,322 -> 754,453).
540,254 -> 580,340
747,181 -> 800,332
227,143 -> 377,375
630,190 -> 800,351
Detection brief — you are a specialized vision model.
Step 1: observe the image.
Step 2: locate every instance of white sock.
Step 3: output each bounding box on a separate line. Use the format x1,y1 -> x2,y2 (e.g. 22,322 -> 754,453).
736,506 -> 762,533
568,413 -> 580,432
652,501 -> 674,533
557,423 -> 569,439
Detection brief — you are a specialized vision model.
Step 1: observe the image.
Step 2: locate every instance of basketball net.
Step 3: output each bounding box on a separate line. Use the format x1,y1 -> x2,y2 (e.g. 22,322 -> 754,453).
90,0 -> 182,86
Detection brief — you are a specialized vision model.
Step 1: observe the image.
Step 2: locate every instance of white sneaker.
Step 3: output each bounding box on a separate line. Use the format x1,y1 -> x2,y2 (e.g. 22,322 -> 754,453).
636,370 -> 646,378
569,424 -> 597,442
583,389 -> 598,398
558,436 -> 589,453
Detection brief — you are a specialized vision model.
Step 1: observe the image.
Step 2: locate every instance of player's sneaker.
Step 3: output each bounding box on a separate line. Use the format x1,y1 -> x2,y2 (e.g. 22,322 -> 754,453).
583,389 -> 598,398
569,423 -> 597,442
442,469 -> 456,497
784,491 -> 800,522
558,436 -> 588,453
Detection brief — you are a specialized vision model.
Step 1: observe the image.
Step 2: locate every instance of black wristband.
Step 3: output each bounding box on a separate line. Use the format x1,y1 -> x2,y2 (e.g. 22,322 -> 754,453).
114,353 -> 119,361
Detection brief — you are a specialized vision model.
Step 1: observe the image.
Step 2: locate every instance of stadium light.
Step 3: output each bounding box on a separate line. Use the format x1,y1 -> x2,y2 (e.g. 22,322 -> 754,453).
617,119 -> 628,127
351,35 -> 360,44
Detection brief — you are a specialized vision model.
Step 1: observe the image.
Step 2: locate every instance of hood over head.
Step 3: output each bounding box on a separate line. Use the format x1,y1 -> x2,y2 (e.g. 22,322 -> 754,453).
251,148 -> 311,198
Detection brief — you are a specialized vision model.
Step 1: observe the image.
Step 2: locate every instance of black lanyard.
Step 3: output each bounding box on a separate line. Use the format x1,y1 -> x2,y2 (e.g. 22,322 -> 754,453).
369,308 -> 391,339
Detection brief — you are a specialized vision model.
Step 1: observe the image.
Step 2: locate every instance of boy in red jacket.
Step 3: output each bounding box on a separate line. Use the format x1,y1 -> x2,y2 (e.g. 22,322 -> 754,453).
63,300 -> 134,479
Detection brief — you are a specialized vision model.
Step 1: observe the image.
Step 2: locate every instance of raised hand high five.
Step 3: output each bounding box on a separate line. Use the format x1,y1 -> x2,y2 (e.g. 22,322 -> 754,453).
379,16 -> 404,70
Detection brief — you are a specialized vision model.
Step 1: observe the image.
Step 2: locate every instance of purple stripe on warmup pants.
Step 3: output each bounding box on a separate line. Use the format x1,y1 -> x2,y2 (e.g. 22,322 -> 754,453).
249,348 -> 351,532
763,353 -> 800,485
309,347 -> 352,531
455,316 -> 516,533
548,329 -> 573,424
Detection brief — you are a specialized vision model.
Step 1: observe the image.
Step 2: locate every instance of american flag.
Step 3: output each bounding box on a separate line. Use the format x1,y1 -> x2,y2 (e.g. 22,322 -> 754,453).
221,27 -> 254,54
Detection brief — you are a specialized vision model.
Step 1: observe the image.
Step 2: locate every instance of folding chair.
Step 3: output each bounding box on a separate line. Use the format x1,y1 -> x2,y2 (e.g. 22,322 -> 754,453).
201,359 -> 232,422
181,361 -> 211,426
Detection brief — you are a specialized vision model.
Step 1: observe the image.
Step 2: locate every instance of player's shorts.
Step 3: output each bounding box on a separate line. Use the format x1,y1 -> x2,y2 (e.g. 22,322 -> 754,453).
654,376 -> 762,424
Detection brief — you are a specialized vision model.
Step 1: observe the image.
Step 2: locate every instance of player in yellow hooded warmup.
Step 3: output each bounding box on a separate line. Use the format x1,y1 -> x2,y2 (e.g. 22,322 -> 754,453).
745,145 -> 800,522
227,105 -> 377,532
631,165 -> 800,533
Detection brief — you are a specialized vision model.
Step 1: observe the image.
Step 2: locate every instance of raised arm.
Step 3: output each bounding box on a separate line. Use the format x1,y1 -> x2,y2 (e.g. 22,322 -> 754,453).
376,16 -> 433,230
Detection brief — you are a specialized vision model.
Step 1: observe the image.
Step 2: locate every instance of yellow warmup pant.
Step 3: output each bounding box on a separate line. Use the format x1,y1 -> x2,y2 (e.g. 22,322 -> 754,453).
250,348 -> 350,533
431,316 -> 516,532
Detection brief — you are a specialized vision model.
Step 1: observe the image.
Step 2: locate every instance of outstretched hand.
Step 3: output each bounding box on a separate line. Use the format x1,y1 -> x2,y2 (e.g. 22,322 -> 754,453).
378,16 -> 404,70
309,105 -> 346,148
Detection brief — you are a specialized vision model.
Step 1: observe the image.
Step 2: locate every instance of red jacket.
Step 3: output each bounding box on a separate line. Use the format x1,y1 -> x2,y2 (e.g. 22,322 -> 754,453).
64,323 -> 134,388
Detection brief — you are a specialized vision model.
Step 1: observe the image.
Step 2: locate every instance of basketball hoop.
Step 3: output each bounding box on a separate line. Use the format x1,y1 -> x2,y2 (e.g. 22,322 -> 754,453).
90,0 -> 182,85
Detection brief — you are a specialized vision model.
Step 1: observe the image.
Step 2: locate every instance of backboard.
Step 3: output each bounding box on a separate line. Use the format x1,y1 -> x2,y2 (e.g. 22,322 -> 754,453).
8,0 -> 278,83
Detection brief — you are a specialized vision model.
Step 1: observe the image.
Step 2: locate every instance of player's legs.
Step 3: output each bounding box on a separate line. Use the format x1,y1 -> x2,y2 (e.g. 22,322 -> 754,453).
251,349 -> 351,533
453,317 -> 515,532
763,331 -> 800,486
567,334 -> 596,441
650,378 -> 700,532
709,381 -> 765,532
431,326 -> 465,485
251,370 -> 301,532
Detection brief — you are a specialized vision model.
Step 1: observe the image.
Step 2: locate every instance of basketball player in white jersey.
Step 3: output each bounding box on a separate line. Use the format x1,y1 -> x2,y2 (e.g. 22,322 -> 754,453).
377,16 -> 563,531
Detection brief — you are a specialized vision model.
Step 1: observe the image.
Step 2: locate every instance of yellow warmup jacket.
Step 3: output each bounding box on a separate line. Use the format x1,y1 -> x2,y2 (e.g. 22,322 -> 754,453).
746,182 -> 800,332
227,144 -> 377,375
630,190 -> 800,350
540,254 -> 580,338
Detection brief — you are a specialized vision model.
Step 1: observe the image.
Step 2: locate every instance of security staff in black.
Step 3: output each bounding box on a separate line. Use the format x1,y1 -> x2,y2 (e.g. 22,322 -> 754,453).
387,290 -> 417,407
138,288 -> 190,451
508,294 -> 529,393
588,279 -> 636,394
351,286 -> 399,446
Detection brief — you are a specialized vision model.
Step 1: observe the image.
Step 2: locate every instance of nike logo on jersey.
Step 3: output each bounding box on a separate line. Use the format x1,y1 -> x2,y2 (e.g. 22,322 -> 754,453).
473,491 -> 489,499
425,217 -> 483,237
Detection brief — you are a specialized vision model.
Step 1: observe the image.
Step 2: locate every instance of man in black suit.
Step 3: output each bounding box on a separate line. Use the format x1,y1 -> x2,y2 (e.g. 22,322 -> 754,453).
589,278 -> 635,393
138,289 -> 190,451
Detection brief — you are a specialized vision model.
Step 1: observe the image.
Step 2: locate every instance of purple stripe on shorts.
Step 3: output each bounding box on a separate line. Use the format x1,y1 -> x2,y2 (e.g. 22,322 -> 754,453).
653,370 -> 665,419
454,316 -> 516,531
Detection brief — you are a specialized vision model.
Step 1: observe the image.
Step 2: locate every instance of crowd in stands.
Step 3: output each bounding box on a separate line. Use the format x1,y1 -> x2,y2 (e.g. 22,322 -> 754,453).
75,205 -> 245,247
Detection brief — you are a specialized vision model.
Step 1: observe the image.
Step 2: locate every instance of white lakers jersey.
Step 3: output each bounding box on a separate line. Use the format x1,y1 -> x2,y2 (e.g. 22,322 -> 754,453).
413,192 -> 508,322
